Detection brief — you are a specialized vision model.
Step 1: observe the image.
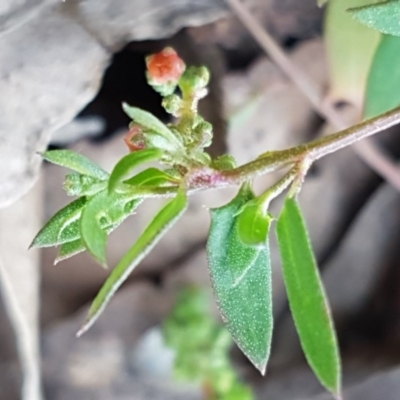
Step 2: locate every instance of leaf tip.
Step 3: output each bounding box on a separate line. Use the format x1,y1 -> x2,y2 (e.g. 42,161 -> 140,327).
93,254 -> 108,269
76,325 -> 87,338
122,102 -> 131,115
76,314 -> 95,338
332,388 -> 343,400
256,361 -> 267,376
100,261 -> 108,270
53,255 -> 64,266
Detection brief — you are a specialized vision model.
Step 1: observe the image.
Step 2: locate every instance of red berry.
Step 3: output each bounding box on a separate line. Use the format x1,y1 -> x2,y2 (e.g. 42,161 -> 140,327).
146,48 -> 185,85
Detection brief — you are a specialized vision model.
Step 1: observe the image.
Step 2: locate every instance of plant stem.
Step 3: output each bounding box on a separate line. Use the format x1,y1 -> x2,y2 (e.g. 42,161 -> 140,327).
301,107 -> 400,161
258,167 -> 298,212
120,107 -> 400,195
224,106 -> 400,182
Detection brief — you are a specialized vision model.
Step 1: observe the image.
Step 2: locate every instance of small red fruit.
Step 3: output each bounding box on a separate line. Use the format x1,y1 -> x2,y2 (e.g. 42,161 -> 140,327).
146,47 -> 185,85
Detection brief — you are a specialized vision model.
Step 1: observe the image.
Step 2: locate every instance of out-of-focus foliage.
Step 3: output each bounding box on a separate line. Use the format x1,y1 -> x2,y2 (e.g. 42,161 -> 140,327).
163,287 -> 253,400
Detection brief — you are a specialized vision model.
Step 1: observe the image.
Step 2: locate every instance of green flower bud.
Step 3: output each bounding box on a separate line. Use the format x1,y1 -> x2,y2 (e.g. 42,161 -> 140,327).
194,120 -> 213,148
179,66 -> 210,93
162,94 -> 182,116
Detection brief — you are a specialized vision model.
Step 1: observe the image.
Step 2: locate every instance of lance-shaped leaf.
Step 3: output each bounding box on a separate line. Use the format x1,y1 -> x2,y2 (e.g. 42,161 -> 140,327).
124,167 -> 181,187
80,191 -> 143,267
350,0 -> 400,36
108,149 -> 163,192
122,103 -> 182,149
364,34 -> 400,118
63,173 -> 107,197
207,185 -> 273,374
80,193 -> 108,267
276,197 -> 341,397
77,189 -> 188,336
55,239 -> 86,264
42,150 -> 109,180
57,219 -> 81,244
30,197 -> 87,248
55,219 -> 128,265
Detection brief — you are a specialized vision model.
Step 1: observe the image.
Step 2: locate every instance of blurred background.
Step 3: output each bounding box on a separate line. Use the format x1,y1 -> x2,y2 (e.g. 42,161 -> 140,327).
1,0 -> 400,399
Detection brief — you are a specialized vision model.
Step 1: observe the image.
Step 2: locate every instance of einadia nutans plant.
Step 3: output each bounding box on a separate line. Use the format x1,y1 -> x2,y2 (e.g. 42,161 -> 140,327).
31,47 -> 400,399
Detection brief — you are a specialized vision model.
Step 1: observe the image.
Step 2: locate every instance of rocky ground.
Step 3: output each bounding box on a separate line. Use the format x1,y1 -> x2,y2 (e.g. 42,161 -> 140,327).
2,1 -> 400,399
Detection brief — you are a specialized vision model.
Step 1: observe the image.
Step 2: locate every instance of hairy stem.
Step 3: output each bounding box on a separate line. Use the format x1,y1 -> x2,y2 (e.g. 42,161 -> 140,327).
119,107 -> 400,196
301,107 -> 400,161
224,106 -> 400,182
258,167 -> 298,212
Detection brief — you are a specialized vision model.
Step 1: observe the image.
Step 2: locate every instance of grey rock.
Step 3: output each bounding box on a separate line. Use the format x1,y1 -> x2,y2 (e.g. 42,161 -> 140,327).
76,0 -> 229,50
0,181 -> 43,400
323,183 -> 400,319
130,328 -> 175,379
42,282 -> 201,400
129,327 -> 202,398
0,286 -> 21,400
50,116 -> 105,146
0,4 -> 109,207
225,39 -> 326,166
255,364 -> 324,400
256,356 -> 395,400
310,367 -> 400,400
0,0 -> 53,35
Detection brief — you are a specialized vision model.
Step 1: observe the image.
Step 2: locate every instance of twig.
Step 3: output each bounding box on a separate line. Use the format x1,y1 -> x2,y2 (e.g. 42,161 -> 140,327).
224,0 -> 400,191
224,106 -> 400,182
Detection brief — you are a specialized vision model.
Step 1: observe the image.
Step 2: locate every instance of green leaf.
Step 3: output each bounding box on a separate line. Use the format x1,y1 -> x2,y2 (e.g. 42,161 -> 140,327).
276,197 -> 341,397
54,220 -> 125,265
63,173 -> 107,196
80,193 -> 108,267
220,382 -> 253,400
163,287 -> 235,384
42,150 -> 109,180
77,189 -> 188,336
324,0 -> 381,107
350,0 -> 400,36
79,191 -> 143,267
364,34 -> 400,118
211,154 -> 237,171
108,149 -> 163,192
55,239 -> 86,264
30,197 -> 87,248
57,218 -> 81,244
236,199 -> 273,247
207,185 -> 273,374
124,167 -> 181,187
122,103 -> 182,149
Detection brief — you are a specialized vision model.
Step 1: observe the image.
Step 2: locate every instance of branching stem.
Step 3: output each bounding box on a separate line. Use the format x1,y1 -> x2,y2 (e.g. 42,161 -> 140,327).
223,106 -> 400,184
121,106 -> 400,198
